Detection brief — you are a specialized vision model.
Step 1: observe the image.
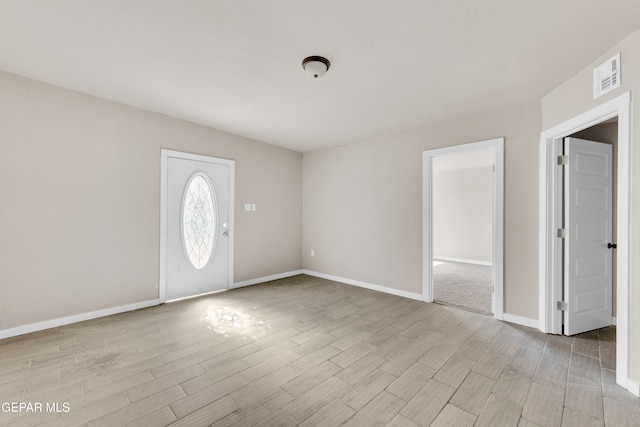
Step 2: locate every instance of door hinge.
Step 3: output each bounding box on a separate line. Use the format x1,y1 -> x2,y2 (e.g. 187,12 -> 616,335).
557,228 -> 568,238
557,301 -> 568,311
557,155 -> 569,165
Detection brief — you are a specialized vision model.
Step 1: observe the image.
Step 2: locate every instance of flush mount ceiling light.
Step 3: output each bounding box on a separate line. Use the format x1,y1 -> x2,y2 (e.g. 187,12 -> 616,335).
302,56 -> 330,78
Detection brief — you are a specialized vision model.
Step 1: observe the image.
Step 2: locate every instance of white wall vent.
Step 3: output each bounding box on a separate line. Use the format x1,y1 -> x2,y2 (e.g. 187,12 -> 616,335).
593,53 -> 620,99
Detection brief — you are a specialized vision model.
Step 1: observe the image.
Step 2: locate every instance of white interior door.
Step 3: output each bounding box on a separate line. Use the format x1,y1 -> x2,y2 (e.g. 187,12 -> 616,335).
166,155 -> 231,300
563,137 -> 613,335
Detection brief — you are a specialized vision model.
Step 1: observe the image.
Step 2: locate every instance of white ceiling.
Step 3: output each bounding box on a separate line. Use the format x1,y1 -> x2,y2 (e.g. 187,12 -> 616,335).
1,1 -> 638,153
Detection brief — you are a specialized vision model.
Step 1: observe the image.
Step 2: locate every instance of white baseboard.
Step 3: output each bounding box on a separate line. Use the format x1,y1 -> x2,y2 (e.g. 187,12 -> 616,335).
433,256 -> 492,266
231,270 -> 305,289
0,299 -> 161,340
302,270 -> 423,301
626,380 -> 640,397
502,313 -> 539,329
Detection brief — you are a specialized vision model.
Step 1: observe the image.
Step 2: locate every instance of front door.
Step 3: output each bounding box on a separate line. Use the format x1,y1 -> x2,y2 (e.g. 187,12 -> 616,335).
563,137 -> 613,335
164,152 -> 233,301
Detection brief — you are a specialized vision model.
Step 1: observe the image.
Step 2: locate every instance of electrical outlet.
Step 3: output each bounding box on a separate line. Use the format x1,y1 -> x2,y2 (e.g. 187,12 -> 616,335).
310,250 -> 315,257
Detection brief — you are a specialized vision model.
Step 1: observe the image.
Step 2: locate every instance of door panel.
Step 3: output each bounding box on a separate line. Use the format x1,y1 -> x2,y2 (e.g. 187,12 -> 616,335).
564,137 -> 613,335
166,156 -> 230,300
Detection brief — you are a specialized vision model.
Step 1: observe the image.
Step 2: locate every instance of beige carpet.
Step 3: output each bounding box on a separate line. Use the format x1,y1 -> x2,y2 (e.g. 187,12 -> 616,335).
433,260 -> 492,315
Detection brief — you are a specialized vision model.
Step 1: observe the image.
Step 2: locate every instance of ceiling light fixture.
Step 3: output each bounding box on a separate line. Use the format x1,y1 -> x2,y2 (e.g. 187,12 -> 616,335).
302,56 -> 330,78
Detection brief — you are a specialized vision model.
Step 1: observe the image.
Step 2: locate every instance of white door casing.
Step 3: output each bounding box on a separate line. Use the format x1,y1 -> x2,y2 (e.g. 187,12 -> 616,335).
160,150 -> 235,302
563,137 -> 613,335
538,91 -> 633,395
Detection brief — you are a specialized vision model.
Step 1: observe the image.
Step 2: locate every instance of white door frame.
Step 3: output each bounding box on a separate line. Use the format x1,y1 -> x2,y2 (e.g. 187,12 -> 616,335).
538,92 -> 632,393
422,138 -> 505,320
159,149 -> 235,303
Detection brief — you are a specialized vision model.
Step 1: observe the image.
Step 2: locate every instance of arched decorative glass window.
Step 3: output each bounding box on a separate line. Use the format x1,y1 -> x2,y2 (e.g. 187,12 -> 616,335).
182,173 -> 217,269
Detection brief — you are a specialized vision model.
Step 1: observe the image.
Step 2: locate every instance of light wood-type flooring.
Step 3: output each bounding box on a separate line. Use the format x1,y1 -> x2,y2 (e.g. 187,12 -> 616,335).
1,275 -> 638,426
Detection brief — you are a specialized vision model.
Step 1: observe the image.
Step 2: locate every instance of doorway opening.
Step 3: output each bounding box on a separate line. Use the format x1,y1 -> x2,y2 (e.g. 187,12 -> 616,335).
538,92 -> 634,395
432,148 -> 494,315
423,138 -> 504,320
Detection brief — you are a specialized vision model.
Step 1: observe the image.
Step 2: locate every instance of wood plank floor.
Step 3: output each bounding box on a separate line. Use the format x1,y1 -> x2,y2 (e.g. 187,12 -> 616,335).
1,275 -> 638,426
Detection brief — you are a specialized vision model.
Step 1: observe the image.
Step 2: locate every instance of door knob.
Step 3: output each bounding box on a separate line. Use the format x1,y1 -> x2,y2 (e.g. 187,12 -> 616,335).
608,243 -> 617,249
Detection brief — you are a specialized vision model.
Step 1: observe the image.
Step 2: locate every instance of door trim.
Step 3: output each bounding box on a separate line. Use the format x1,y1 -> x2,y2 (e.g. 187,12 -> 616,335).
159,149 -> 235,303
422,137 -> 505,320
538,91 -> 631,392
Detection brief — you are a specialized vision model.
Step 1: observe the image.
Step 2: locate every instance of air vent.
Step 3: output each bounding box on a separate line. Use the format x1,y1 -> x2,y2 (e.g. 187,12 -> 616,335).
593,53 -> 620,99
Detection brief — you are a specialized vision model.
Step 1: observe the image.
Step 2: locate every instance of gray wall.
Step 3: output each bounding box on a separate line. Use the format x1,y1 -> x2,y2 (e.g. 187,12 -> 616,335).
433,166 -> 493,263
541,29 -> 640,382
303,102 -> 541,319
0,71 -> 302,331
